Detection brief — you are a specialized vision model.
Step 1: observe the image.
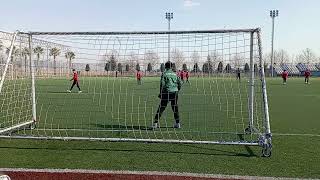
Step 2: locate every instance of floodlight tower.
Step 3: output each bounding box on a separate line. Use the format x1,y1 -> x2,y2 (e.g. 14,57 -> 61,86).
166,12 -> 173,61
270,10 -> 279,77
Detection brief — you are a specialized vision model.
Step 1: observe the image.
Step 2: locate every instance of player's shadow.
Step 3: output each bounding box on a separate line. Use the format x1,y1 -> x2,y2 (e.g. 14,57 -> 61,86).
45,91 -> 71,94
237,134 -> 256,157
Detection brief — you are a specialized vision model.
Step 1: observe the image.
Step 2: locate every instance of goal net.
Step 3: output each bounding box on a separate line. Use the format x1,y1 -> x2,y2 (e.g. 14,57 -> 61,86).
0,31 -> 34,134
0,29 -> 272,156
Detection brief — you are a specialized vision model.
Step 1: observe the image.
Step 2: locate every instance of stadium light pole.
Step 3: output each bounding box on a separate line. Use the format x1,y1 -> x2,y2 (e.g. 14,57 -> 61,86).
270,10 -> 279,77
166,12 -> 173,62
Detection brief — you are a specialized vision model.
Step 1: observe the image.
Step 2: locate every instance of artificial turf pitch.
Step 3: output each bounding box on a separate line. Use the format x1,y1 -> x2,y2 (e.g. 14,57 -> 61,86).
0,77 -> 319,178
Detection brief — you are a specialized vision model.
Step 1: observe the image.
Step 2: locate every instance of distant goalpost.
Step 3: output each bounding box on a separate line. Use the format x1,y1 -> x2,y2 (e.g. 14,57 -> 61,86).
0,29 -> 272,157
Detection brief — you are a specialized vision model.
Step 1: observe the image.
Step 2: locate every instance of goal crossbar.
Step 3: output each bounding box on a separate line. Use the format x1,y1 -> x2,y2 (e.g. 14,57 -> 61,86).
22,28 -> 260,36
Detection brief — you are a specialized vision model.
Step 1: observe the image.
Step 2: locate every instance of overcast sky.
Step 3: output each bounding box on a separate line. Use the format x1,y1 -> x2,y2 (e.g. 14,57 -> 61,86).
1,0 -> 320,57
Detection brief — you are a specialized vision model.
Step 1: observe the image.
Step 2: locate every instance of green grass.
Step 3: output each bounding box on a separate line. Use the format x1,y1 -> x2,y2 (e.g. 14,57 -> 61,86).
9,76 -> 262,142
0,77 -> 319,178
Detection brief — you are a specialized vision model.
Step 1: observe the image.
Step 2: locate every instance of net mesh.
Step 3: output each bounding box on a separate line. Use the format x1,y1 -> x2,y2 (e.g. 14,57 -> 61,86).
0,32 -> 33,133
1,30 -> 266,144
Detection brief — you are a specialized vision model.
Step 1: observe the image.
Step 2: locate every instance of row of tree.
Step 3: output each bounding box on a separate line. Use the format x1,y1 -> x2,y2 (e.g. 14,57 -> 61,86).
84,61 -> 253,74
2,38 -> 319,74
265,48 -> 319,65
0,40 -> 75,75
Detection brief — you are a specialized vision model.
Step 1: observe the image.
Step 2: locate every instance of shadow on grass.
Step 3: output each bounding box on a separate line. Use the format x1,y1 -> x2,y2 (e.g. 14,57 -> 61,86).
0,143 -> 257,158
237,134 -> 256,157
92,123 -> 176,131
94,123 -> 150,130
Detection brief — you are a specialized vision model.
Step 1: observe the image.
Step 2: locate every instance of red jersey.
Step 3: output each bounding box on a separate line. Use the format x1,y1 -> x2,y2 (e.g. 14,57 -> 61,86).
281,71 -> 288,79
180,71 -> 185,80
304,71 -> 311,77
73,72 -> 79,81
185,71 -> 189,78
136,71 -> 142,79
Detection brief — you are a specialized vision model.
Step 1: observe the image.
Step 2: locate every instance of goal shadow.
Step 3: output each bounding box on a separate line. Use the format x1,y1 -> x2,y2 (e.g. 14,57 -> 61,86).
92,123 -> 178,131
0,143 -> 258,158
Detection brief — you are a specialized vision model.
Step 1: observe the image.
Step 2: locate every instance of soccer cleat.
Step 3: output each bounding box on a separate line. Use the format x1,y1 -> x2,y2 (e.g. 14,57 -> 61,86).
173,123 -> 181,129
67,90 -> 71,93
78,91 -> 82,93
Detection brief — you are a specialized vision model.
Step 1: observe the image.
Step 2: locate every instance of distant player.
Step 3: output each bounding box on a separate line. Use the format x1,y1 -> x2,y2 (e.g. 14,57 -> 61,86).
177,70 -> 181,77
281,70 -> 288,85
304,69 -> 311,84
185,71 -> 190,84
153,61 -> 182,129
179,70 -> 185,82
68,69 -> 82,93
236,68 -> 241,81
136,70 -> 143,85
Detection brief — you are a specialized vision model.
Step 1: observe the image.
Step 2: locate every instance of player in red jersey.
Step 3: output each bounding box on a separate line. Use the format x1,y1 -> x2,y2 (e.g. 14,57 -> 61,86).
281,70 -> 288,85
68,69 -> 81,93
136,70 -> 143,85
185,71 -> 190,84
304,69 -> 311,84
180,70 -> 185,82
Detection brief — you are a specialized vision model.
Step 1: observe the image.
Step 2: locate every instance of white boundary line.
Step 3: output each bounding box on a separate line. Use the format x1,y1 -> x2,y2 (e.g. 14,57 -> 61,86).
272,133 -> 320,137
0,168 -> 317,180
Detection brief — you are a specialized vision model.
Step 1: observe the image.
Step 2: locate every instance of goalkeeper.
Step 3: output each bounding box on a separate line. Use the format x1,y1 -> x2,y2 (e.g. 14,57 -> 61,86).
153,61 -> 182,129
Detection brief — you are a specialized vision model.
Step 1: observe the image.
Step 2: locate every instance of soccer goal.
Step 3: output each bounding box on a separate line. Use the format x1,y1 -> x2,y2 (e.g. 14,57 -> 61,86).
0,29 -> 272,157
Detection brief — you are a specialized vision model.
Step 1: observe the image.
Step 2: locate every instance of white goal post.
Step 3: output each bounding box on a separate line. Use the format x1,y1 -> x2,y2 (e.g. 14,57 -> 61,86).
0,29 -> 272,157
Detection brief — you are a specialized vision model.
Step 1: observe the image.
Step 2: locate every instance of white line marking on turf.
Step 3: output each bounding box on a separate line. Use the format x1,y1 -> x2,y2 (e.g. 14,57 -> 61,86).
28,128 -> 320,137
0,168 -> 316,180
272,133 -> 320,137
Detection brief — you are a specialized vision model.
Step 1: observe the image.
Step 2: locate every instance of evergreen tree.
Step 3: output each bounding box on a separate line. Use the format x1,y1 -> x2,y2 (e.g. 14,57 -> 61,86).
160,63 -> 165,72
85,64 -> 90,72
117,63 -> 123,72
125,64 -> 130,72
147,63 -> 152,72
225,64 -> 232,73
217,61 -> 223,73
182,63 -> 188,71
136,63 -> 140,71
244,63 -> 250,73
193,63 -> 200,73
105,62 -> 110,72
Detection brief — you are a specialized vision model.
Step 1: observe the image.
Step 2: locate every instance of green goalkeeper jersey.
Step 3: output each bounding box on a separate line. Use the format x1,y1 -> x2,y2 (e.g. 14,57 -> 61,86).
160,69 -> 182,93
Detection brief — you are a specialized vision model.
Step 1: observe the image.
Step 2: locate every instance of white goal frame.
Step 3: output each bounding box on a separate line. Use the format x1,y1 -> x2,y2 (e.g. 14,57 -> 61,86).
0,29 -> 272,157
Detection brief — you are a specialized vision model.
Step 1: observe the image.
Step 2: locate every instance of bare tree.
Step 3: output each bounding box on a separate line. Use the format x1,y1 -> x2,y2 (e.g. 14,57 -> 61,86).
209,51 -> 223,69
171,48 -> 185,70
144,50 -> 159,69
297,48 -> 316,64
0,40 -> 3,64
127,51 -> 139,72
231,54 -> 244,69
191,51 -> 200,64
275,49 -> 290,64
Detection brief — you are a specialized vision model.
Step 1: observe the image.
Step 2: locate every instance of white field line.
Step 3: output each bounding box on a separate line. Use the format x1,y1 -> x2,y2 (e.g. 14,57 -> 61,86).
0,168 -> 317,180
272,133 -> 320,137
14,128 -> 320,137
